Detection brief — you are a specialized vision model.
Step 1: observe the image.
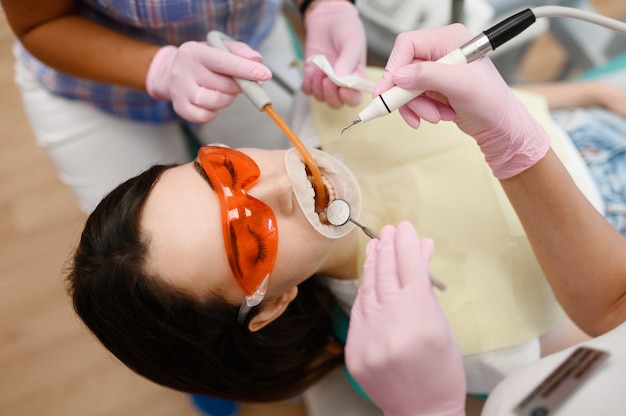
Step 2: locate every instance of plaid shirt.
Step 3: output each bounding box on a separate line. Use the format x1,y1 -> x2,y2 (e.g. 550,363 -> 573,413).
15,0 -> 281,122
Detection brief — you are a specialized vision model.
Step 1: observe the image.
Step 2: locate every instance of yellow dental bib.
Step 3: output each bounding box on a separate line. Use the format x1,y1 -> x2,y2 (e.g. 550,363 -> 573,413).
309,67 -> 596,356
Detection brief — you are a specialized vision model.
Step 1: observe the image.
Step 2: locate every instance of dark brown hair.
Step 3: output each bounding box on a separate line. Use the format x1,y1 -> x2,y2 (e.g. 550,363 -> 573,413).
66,165 -> 343,402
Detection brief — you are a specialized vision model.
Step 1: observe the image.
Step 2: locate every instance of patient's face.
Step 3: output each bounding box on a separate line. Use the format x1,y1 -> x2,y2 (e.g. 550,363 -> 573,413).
141,148 -> 358,304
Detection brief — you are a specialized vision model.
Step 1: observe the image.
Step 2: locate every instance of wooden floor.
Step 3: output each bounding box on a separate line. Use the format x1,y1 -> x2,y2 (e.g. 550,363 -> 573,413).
0,1 -> 624,415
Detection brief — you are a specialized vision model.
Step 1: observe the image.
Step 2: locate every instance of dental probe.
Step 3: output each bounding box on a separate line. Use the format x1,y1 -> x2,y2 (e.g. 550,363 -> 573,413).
341,6 -> 626,135
325,199 -> 446,291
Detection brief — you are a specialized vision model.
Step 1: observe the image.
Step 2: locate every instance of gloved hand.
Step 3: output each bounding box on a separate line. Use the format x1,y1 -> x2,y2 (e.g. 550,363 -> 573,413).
302,1 -> 366,108
374,24 -> 550,179
146,41 -> 272,124
345,221 -> 466,416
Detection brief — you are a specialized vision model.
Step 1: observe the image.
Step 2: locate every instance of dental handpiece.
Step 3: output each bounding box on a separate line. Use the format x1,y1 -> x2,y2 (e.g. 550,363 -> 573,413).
343,5 -> 626,135
341,9 -> 538,135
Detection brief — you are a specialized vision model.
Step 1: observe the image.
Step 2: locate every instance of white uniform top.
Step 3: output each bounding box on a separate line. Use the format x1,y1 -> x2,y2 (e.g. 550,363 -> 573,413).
483,321 -> 626,416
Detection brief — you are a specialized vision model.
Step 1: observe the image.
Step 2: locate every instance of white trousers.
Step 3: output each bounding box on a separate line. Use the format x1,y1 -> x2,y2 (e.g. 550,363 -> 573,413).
13,15 -> 302,213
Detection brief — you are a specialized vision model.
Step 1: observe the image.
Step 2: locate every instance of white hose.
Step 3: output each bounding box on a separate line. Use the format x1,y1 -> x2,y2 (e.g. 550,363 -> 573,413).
532,5 -> 626,35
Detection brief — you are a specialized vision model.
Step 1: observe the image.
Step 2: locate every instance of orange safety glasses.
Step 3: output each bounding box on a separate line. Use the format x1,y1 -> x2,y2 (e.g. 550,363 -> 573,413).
197,146 -> 278,309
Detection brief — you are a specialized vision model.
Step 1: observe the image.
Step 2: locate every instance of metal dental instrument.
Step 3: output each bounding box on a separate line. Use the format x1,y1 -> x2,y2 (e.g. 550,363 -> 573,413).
339,121 -> 359,139
325,199 -> 446,291
341,6 -> 626,136
326,198 -> 380,239
207,31 -> 329,214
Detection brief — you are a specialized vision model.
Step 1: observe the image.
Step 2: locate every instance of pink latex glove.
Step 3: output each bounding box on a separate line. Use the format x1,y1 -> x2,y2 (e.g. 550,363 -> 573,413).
302,1 -> 366,108
146,41 -> 271,124
374,24 -> 550,179
345,221 -> 466,416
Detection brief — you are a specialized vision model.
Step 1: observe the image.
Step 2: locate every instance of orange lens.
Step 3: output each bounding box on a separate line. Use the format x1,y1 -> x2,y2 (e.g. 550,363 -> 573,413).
198,146 -> 278,297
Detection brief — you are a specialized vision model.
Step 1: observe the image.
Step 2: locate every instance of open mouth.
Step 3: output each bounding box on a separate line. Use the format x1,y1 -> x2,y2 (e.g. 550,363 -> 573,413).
304,165 -> 335,222
285,148 -> 362,239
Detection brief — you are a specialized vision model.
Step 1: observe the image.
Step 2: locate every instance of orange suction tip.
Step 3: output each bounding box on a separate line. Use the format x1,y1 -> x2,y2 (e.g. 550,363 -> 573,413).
263,104 -> 329,213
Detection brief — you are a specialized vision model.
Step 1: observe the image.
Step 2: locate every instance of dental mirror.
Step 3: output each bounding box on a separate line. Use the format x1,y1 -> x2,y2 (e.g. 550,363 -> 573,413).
326,199 -> 446,291
326,199 -> 380,239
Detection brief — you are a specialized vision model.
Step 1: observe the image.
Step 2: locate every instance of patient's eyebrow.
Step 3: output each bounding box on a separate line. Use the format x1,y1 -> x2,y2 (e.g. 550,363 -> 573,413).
193,160 -> 215,190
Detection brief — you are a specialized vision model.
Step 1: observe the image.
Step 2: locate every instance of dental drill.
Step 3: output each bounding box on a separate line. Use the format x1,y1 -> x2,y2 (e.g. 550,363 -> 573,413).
341,6 -> 626,136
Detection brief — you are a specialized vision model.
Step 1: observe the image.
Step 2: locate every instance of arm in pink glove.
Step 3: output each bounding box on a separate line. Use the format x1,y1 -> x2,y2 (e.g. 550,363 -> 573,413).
345,221 -> 466,416
302,1 -> 367,108
374,24 -> 550,179
376,26 -> 626,337
146,41 -> 272,124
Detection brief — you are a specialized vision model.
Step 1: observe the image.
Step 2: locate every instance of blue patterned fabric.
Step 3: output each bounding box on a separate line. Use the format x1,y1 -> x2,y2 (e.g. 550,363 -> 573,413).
553,107 -> 626,236
14,0 -> 281,122
552,54 -> 626,236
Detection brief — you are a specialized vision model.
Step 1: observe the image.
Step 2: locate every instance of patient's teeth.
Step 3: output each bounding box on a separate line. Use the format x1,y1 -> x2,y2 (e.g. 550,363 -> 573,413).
322,176 -> 335,201
285,147 -> 361,238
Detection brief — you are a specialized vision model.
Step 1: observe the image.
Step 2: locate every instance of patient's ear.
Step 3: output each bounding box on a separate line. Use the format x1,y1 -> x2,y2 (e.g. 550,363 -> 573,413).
248,286 -> 298,332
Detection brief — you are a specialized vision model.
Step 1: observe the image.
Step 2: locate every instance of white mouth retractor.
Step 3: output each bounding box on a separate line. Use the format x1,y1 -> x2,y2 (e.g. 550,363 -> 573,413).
284,148 -> 362,239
